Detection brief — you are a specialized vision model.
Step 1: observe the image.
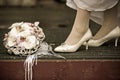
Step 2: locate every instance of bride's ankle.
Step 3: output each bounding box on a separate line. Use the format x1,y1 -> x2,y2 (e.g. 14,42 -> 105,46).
65,28 -> 89,45
73,25 -> 88,34
92,25 -> 118,40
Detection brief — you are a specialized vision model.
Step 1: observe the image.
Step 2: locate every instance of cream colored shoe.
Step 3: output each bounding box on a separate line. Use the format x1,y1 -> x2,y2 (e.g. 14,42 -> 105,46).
54,29 -> 93,52
84,26 -> 120,47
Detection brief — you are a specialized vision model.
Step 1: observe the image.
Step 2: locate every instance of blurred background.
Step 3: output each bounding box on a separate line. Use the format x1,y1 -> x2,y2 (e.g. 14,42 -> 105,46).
0,0 -> 70,28
0,0 -> 66,7
0,0 -> 77,43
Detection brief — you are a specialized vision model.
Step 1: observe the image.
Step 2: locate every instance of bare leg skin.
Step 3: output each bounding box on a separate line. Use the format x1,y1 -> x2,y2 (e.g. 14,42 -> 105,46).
93,4 -> 118,40
65,7 -> 90,45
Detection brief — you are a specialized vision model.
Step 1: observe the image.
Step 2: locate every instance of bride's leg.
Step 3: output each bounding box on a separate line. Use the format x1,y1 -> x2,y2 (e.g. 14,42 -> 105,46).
93,4 -> 118,40
65,7 -> 90,45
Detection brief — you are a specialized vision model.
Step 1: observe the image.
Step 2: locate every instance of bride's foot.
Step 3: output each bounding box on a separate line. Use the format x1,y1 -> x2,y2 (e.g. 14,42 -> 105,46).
84,4 -> 119,47
93,4 -> 118,40
54,29 -> 92,52
54,7 -> 91,52
86,26 -> 120,47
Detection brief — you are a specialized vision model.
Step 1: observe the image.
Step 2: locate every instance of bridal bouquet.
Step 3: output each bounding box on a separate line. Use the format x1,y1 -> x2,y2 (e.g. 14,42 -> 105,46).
4,22 -> 45,55
3,22 -> 65,80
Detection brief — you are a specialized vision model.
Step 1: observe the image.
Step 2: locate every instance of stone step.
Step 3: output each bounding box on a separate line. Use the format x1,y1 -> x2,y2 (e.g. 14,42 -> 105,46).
0,60 -> 120,80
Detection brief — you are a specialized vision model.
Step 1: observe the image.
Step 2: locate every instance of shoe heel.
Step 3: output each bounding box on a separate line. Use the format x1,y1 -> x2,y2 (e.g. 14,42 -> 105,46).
85,41 -> 89,50
115,38 -> 119,47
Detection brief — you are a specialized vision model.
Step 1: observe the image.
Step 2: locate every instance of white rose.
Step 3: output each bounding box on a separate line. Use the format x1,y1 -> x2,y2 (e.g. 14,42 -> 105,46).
21,23 -> 33,30
7,37 -> 16,47
9,27 -> 19,38
18,30 -> 31,37
19,35 -> 38,49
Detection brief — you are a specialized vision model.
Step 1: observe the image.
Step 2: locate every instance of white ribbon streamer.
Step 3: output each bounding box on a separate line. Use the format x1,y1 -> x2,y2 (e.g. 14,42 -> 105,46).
24,42 -> 65,80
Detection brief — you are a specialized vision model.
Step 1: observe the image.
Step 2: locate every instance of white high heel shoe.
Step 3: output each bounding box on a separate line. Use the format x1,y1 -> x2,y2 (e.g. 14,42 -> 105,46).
84,26 -> 120,47
54,29 -> 93,52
